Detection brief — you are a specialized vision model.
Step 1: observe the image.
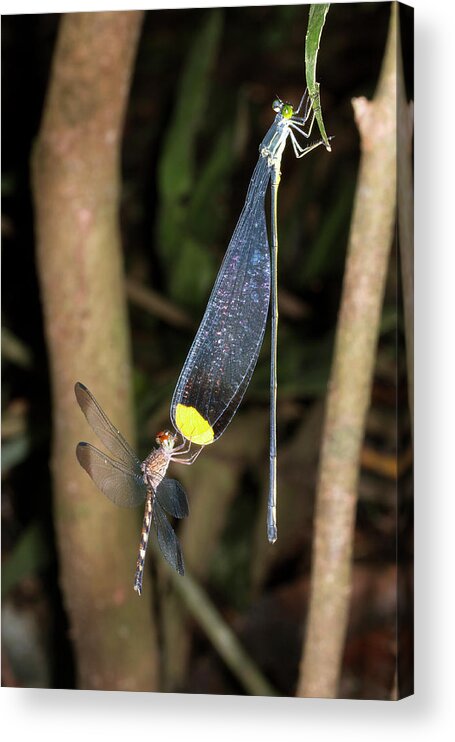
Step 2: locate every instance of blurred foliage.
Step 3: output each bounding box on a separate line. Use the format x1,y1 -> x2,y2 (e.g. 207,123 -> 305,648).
2,435 -> 32,473
1,326 -> 33,369
1,523 -> 51,599
1,3 -> 412,698
157,9 -> 228,306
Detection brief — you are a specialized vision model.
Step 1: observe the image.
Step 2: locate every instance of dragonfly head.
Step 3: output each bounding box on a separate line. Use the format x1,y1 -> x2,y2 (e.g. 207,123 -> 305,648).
156,430 -> 177,452
272,98 -> 294,119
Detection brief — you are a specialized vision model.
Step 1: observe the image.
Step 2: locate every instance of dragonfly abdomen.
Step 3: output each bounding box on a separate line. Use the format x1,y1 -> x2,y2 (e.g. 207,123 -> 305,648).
134,491 -> 154,595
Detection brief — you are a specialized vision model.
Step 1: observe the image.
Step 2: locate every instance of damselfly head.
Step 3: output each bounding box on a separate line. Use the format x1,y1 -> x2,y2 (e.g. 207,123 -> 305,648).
272,98 -> 294,119
156,430 -> 177,452
272,98 -> 283,113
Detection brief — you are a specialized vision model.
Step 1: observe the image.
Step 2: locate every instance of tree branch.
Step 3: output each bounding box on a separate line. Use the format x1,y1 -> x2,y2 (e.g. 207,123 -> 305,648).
297,4 -> 398,698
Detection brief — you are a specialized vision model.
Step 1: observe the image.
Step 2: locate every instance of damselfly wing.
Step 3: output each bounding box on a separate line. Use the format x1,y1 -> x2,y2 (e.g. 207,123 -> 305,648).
75,382 -> 189,595
170,93 -> 326,541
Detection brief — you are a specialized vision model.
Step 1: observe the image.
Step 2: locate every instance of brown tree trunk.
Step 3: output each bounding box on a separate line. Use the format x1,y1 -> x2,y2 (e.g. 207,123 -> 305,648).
297,4 -> 398,698
32,11 -> 158,691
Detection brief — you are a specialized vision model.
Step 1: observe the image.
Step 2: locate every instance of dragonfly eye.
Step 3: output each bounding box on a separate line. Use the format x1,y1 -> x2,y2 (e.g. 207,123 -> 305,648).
272,98 -> 282,113
281,103 -> 294,119
156,430 -> 176,450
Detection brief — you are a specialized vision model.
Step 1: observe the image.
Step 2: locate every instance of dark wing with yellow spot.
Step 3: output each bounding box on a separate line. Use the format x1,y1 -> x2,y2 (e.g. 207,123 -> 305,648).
170,156 -> 271,444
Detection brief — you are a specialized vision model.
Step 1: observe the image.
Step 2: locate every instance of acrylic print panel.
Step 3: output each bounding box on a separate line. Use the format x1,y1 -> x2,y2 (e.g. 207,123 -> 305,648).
1,2 -> 413,700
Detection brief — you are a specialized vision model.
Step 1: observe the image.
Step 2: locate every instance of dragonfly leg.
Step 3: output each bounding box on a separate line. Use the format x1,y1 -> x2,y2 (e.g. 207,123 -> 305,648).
172,438 -> 192,454
171,441 -> 195,457
172,447 -> 203,465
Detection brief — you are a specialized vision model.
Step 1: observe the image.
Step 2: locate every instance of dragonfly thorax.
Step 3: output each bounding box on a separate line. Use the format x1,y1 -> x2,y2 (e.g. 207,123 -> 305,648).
142,444 -> 173,492
139,432 -> 176,491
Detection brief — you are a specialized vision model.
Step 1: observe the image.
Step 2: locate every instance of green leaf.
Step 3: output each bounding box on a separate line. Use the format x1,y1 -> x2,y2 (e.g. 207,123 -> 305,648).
305,4 -> 331,151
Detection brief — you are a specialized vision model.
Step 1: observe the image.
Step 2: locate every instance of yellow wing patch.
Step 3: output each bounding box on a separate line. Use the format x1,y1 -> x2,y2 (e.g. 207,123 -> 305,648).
175,404 -> 215,446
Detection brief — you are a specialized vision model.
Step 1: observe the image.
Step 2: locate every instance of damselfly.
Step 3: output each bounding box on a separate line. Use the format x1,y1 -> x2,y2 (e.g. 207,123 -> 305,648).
75,382 -> 195,595
171,91 -> 327,543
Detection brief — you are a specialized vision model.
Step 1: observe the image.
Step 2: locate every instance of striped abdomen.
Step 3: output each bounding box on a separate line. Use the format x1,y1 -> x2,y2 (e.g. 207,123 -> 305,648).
134,490 -> 154,595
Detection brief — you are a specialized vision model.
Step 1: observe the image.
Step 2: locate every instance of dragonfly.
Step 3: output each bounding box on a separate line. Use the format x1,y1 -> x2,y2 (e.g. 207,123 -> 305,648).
74,382 -> 196,595
170,91 -> 328,543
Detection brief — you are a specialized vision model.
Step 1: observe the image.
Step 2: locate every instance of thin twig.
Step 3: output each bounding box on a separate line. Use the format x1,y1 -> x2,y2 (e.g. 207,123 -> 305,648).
125,276 -> 196,330
155,549 -> 278,697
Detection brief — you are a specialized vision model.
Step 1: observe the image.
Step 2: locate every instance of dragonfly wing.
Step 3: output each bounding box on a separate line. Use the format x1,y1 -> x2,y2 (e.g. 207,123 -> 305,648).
171,156 -> 271,444
156,478 -> 189,519
153,501 -> 185,575
76,442 -> 146,508
75,382 -> 142,473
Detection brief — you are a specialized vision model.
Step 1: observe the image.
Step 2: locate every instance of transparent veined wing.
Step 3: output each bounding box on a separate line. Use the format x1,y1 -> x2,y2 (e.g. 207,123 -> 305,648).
170,156 -> 272,446
76,442 -> 146,508
75,382 -> 142,473
153,500 -> 185,575
156,478 -> 189,519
